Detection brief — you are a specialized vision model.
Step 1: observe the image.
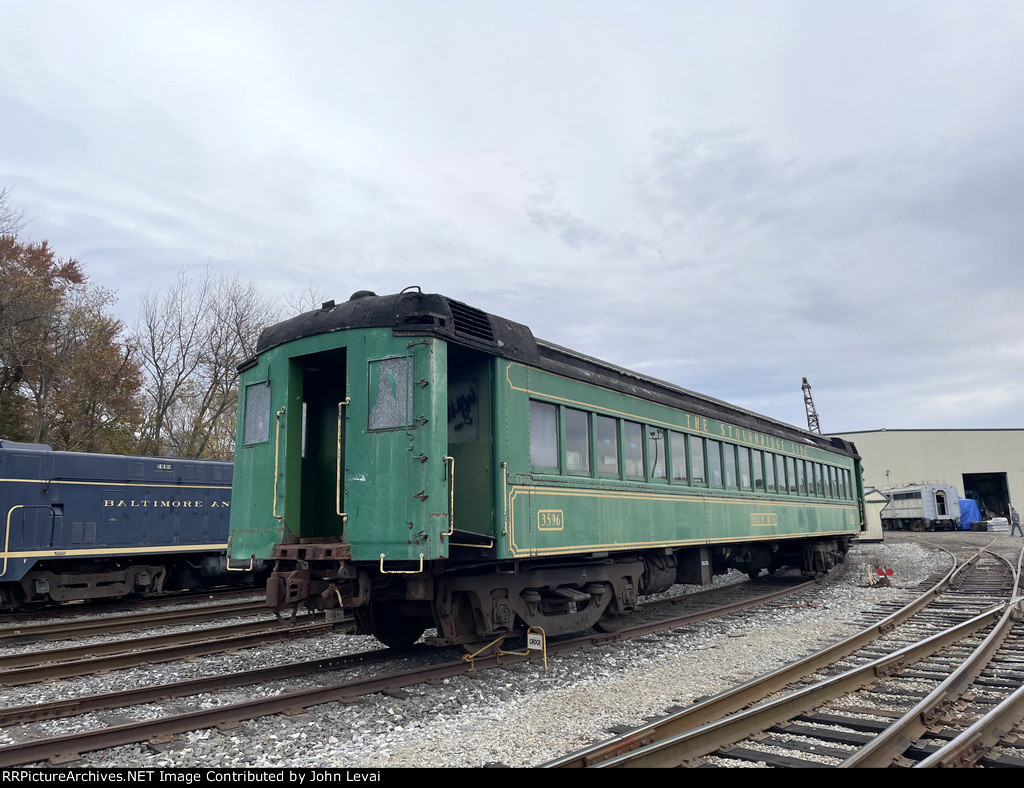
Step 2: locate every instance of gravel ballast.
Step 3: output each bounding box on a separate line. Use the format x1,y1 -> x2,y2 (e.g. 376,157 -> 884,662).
6,533 -> 1017,769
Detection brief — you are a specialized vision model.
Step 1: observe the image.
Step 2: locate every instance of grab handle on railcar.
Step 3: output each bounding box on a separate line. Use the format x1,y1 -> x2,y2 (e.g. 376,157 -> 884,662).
226,554 -> 255,572
379,553 -> 425,574
273,406 -> 286,522
336,398 -> 351,531
443,455 -> 455,537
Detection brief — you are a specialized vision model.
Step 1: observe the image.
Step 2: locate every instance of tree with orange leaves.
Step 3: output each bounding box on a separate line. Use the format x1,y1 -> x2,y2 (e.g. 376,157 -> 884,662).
0,202 -> 143,451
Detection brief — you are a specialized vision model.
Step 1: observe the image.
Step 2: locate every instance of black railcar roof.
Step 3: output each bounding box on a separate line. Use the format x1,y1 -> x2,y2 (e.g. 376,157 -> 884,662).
250,289 -> 858,460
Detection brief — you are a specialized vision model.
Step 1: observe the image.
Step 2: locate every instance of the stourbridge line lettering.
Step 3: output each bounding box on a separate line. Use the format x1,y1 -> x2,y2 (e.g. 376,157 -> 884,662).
99,499 -> 228,507
717,423 -> 811,457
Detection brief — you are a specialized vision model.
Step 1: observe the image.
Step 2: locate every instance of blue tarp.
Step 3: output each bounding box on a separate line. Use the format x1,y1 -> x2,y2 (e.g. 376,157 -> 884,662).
959,497 -> 981,530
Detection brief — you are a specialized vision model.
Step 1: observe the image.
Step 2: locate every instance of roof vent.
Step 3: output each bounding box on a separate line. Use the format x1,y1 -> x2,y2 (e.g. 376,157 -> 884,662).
349,290 -> 377,301
447,299 -> 494,343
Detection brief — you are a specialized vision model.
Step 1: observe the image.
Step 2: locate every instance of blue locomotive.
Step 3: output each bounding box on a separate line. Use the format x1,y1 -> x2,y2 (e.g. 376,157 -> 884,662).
0,440 -> 262,609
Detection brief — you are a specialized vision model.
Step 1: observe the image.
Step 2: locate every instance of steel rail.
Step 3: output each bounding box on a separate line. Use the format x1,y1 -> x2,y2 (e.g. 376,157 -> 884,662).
544,546 -> 966,767
593,603 -> 1006,768
0,588 -> 261,620
911,544 -> 1024,768
0,601 -> 270,645
0,617 -> 329,686
841,548 -> 1023,768
915,616 -> 1024,768
0,573 -> 816,766
0,643 -> 388,728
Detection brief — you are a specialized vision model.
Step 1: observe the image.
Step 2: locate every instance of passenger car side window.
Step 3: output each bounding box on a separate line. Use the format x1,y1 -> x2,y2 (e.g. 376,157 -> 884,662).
529,401 -> 559,470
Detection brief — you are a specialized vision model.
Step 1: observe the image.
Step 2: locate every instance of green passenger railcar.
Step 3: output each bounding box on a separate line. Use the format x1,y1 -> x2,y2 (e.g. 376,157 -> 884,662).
228,289 -> 865,650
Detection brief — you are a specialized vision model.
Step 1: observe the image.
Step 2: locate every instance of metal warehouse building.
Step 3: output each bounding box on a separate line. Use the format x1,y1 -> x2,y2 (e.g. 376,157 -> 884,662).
828,429 -> 1024,521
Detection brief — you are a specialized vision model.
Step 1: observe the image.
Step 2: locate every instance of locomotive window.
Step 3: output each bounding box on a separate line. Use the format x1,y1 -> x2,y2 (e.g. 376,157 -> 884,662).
368,357 -> 412,430
752,450 -> 764,491
707,439 -> 723,487
529,401 -> 559,470
738,448 -> 752,491
689,435 -> 706,485
724,444 -> 737,488
647,428 -> 667,480
670,432 -> 688,483
243,381 -> 271,444
565,408 -> 591,475
595,415 -> 620,476
624,422 -> 644,479
764,452 -> 776,493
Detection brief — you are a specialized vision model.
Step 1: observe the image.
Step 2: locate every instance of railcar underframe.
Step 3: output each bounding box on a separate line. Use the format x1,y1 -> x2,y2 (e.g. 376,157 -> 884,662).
266,535 -> 851,649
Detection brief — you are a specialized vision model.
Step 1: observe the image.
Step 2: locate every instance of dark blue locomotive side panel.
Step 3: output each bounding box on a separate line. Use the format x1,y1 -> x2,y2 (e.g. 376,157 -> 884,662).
0,441 -> 248,607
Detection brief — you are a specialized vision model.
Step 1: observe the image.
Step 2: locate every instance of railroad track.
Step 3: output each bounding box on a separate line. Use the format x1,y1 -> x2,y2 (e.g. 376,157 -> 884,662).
0,611 -> 333,686
0,599 -> 271,646
545,545 -> 1024,768
0,573 -> 821,766
0,588 -> 262,623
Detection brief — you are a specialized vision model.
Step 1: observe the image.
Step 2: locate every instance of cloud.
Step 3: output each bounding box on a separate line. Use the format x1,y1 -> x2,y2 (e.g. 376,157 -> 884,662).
2,1 -> 1024,431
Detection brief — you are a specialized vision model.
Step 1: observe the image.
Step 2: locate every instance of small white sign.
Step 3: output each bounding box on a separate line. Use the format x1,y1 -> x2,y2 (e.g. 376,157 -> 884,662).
527,632 -> 544,651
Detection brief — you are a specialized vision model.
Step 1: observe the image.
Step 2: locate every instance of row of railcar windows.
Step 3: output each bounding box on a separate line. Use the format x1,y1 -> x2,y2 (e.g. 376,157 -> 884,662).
528,400 -> 854,500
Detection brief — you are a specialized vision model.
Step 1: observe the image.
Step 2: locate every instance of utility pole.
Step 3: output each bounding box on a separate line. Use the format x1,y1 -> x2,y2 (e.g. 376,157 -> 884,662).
802,377 -> 821,434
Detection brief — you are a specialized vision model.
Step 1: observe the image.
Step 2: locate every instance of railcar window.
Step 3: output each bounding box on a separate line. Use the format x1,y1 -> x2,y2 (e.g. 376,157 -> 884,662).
827,466 -> 836,498
647,428 -> 667,479
529,401 -> 559,470
624,422 -> 644,478
670,432 -> 688,484
786,456 -> 797,494
689,435 -> 706,485
368,357 -> 412,430
565,408 -> 591,474
595,415 -> 620,476
243,381 -> 271,444
764,452 -> 776,492
752,450 -> 765,491
739,448 -> 752,491
815,464 -> 824,496
794,459 -> 805,495
723,444 -> 737,488
845,469 -> 852,499
707,439 -> 723,487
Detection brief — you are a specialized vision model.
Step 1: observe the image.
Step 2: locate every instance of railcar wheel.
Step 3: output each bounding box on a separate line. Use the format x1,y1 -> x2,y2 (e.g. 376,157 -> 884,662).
366,601 -> 427,650
594,614 -> 628,633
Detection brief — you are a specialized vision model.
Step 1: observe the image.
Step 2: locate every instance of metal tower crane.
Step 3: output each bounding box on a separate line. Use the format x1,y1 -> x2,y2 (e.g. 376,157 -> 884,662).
802,377 -> 821,434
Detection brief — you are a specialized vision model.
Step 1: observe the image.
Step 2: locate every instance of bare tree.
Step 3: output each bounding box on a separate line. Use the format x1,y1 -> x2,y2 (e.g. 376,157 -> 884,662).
133,264 -> 279,460
0,186 -> 28,237
283,278 -> 331,315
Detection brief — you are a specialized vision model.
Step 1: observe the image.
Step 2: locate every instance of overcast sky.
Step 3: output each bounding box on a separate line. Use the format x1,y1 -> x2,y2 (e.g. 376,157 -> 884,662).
2,1 -> 1023,434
